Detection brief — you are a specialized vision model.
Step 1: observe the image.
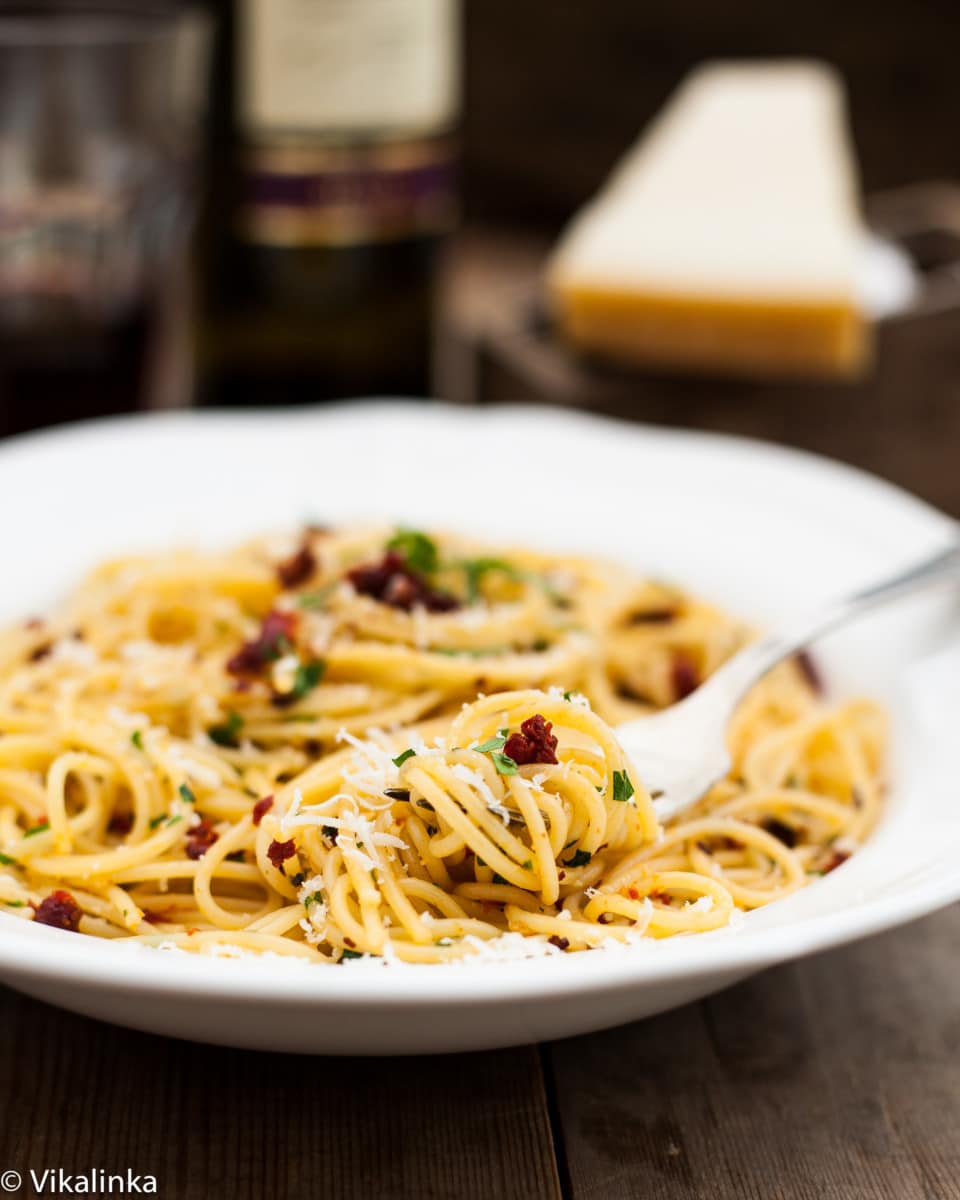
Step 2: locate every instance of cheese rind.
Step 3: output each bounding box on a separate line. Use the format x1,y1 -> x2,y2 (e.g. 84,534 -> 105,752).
548,61 -> 870,378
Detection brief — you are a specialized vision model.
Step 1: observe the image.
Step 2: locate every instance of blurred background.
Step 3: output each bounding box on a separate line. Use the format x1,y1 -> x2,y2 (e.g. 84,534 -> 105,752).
1,0 -> 958,512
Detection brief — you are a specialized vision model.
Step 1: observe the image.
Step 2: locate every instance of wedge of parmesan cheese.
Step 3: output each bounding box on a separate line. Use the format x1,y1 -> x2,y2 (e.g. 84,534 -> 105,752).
547,61 -> 869,378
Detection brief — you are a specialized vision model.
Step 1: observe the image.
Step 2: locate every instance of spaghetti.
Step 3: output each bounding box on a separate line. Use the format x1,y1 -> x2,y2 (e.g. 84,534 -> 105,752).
0,525 -> 884,962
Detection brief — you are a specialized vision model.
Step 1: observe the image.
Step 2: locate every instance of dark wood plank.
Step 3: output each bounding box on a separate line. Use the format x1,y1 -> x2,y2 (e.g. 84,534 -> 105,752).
0,988 -> 561,1200
549,904 -> 960,1200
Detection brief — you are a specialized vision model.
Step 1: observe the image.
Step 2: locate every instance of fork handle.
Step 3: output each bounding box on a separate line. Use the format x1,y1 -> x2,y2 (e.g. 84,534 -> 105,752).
706,535 -> 960,705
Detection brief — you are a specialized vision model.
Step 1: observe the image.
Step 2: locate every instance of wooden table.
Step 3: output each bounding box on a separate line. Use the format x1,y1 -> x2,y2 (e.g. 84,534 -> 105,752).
1,902 -> 958,1198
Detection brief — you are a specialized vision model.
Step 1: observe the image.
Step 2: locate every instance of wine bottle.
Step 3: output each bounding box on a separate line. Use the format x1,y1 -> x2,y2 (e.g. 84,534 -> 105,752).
195,0 -> 461,407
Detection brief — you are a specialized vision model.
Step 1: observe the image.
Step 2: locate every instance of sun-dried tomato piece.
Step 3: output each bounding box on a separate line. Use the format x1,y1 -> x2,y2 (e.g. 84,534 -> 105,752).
252,795 -> 275,826
227,610 -> 298,677
346,551 -> 458,613
548,935 -> 570,951
276,541 -> 316,589
503,715 -> 559,766
267,838 -> 297,872
185,818 -> 219,860
33,890 -> 82,932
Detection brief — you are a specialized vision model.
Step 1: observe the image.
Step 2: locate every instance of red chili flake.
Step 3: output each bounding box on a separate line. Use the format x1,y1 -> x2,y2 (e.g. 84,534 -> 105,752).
503,715 -> 559,766
671,653 -> 699,701
762,817 -> 799,849
252,795 -> 274,826
33,890 -> 82,932
343,937 -> 356,949
629,608 -> 678,625
108,812 -> 134,836
821,848 -> 851,874
227,610 -> 298,677
627,887 -> 640,900
276,541 -> 316,589
795,650 -> 824,695
185,818 -> 219,860
267,838 -> 297,872
346,551 -> 459,613
548,935 -> 570,950
648,890 -> 671,904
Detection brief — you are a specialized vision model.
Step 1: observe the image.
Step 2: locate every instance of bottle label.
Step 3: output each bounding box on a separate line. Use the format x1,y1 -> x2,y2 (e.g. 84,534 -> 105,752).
238,0 -> 460,136
238,138 -> 457,246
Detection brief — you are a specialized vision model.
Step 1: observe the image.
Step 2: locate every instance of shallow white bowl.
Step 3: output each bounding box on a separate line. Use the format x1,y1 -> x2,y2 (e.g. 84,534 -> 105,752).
0,402 -> 957,1055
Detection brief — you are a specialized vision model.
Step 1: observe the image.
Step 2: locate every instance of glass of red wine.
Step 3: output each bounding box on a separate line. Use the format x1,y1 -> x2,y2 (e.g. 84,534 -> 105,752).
0,4 -> 210,437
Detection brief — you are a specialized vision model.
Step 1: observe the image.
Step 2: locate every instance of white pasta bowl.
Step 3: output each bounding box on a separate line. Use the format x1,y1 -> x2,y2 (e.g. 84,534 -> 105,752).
0,401 -> 957,1055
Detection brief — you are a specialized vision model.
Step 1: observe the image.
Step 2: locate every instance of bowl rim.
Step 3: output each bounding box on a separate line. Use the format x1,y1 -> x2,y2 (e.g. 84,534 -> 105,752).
0,400 -> 956,1010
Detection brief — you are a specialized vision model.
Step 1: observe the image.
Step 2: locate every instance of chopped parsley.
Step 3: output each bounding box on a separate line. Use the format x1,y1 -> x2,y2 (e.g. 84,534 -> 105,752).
303,892 -> 323,909
564,848 -> 592,868
473,730 -> 518,774
491,752 -> 518,775
612,770 -> 635,803
2,899 -> 25,907
178,784 -> 196,805
130,730 -> 144,750
491,872 -> 510,885
387,529 -> 438,575
473,734 -> 507,754
225,850 -> 246,863
0,852 -> 18,867
208,709 -> 244,748
289,659 -> 325,702
148,814 -> 167,830
23,821 -> 49,839
392,748 -> 416,768
165,815 -> 183,828
458,557 -> 520,603
522,859 -> 533,869
340,948 -> 364,960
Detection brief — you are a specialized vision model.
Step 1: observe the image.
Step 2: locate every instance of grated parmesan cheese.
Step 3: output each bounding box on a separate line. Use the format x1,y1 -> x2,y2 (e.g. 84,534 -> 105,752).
449,762 -> 513,825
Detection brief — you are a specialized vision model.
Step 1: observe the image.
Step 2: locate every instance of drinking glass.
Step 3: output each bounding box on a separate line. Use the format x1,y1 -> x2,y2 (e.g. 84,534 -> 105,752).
0,5 -> 210,434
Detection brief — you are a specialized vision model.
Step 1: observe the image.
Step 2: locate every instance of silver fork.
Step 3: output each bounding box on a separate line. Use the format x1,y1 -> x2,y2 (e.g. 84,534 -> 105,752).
616,538 -> 960,822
